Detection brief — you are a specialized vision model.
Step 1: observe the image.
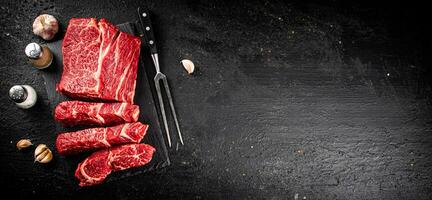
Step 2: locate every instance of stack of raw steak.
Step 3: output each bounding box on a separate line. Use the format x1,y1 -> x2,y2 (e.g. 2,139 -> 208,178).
54,18 -> 155,187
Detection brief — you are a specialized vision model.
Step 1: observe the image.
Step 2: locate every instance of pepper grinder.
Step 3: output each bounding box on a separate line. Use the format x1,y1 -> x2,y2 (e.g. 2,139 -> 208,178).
9,85 -> 37,109
25,42 -> 53,69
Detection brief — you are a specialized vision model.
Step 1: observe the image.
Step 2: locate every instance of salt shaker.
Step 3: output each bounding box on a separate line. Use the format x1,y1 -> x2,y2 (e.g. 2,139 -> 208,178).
25,42 -> 53,69
9,85 -> 38,109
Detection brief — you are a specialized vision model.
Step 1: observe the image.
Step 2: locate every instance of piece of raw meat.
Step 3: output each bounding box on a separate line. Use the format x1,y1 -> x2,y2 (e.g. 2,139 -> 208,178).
54,101 -> 140,127
75,143 -> 155,186
56,122 -> 148,155
57,18 -> 141,103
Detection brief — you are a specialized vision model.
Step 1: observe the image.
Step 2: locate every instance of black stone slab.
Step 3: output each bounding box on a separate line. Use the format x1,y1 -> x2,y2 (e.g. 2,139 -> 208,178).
39,21 -> 170,186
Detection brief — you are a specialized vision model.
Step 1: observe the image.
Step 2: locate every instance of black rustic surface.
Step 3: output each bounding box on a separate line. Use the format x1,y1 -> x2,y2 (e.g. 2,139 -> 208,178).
1,0 -> 432,199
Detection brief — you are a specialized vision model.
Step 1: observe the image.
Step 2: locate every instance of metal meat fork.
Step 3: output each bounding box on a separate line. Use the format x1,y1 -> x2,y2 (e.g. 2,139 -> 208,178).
137,8 -> 184,147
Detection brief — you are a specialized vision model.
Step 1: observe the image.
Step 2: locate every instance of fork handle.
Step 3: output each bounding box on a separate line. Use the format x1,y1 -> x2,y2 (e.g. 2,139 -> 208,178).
137,7 -> 157,54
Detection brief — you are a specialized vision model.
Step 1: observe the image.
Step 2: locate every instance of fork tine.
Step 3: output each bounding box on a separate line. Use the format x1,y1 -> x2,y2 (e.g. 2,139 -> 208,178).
154,78 -> 172,147
161,77 -> 184,145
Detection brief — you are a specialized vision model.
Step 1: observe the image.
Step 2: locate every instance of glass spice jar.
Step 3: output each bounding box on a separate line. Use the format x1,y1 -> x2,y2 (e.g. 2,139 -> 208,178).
9,85 -> 37,109
25,42 -> 53,69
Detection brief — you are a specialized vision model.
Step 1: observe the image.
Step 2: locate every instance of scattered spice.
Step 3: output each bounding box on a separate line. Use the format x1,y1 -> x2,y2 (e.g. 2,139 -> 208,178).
34,144 -> 53,163
16,139 -> 33,150
296,149 -> 305,156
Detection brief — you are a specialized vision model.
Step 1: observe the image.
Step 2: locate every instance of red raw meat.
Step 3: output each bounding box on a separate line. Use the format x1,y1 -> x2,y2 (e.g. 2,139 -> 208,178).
56,122 -> 148,155
54,101 -> 140,127
75,143 -> 155,186
57,18 -> 141,103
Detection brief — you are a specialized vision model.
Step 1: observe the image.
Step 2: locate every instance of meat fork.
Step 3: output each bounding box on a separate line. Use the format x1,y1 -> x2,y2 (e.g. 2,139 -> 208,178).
137,8 -> 184,147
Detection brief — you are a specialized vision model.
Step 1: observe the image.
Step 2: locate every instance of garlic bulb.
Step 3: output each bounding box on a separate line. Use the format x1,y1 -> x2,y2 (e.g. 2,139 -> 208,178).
34,144 -> 53,163
32,14 -> 59,40
16,139 -> 33,150
181,59 -> 195,74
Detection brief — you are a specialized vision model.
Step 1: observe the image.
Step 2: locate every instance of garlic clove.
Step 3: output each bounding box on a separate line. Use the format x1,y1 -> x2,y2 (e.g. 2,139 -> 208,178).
35,149 -> 52,163
16,139 -> 33,150
34,144 -> 53,163
35,149 -> 49,161
39,152 -> 53,163
32,14 -> 59,41
181,59 -> 195,74
34,144 -> 48,156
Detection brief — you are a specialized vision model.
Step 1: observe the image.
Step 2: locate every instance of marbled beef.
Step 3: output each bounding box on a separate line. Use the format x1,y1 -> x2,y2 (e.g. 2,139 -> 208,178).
57,18 -> 141,103
75,143 -> 155,186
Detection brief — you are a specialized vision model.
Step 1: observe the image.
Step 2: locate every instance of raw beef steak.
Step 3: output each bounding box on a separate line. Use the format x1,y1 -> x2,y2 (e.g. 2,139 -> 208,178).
54,101 -> 140,127
56,122 -> 148,155
57,18 -> 141,103
75,143 -> 155,186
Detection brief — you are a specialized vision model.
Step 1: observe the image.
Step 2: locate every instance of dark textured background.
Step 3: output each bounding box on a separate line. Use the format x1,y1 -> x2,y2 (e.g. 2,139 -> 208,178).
1,0 -> 432,199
